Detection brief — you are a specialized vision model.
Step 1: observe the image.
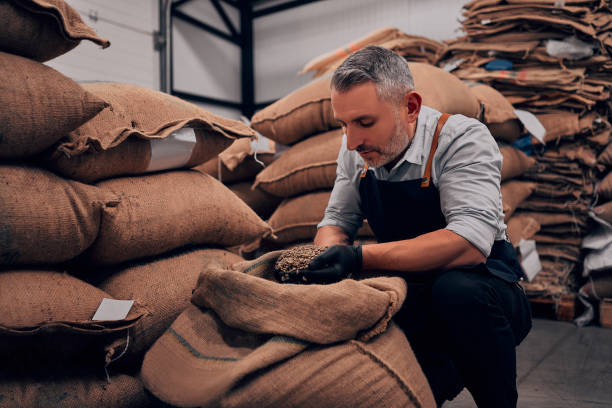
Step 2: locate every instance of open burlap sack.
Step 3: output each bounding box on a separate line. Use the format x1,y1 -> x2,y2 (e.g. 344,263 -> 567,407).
45,83 -> 254,183
468,83 -> 520,142
593,201 -> 612,224
85,170 -> 271,265
268,190 -> 374,244
0,0 -> 109,62
99,248 -> 243,365
501,180 -> 536,222
142,251 -> 434,408
229,182 -> 282,220
0,270 -> 144,362
506,214 -> 540,247
598,172 -> 612,201
500,145 -> 535,181
251,62 -> 480,145
0,165 -> 117,266
254,129 -> 343,197
0,51 -> 108,159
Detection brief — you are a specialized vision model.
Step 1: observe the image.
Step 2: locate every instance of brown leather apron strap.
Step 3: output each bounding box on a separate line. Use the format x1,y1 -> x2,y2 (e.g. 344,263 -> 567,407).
421,113 -> 451,188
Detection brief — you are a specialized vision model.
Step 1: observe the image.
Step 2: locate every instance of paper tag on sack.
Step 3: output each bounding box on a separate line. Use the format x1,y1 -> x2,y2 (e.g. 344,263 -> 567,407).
441,57 -> 465,72
518,239 -> 541,282
514,110 -> 546,143
146,127 -> 197,172
92,298 -> 134,321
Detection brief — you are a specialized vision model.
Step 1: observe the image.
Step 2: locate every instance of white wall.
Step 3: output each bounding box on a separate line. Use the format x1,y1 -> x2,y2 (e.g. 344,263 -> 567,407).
46,0 -> 159,90
254,0 -> 467,103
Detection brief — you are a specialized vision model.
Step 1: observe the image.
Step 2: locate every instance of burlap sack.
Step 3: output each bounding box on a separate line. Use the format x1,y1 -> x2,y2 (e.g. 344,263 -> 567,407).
500,145 -> 536,181
99,248 -> 243,364
597,172 -> 612,201
229,182 -> 282,220
141,251 -> 435,408
45,83 -> 254,182
0,0 -> 110,62
501,181 -> 536,221
0,165 -> 117,266
536,112 -> 580,143
598,142 -> 612,168
536,243 -> 580,264
268,191 -> 374,244
591,272 -> 612,300
469,84 -> 520,143
593,201 -> 612,224
532,233 -> 581,246
86,170 -> 271,265
506,215 -> 540,247
251,62 -> 480,145
0,270 -> 144,361
0,51 -> 108,159
254,129 -> 343,197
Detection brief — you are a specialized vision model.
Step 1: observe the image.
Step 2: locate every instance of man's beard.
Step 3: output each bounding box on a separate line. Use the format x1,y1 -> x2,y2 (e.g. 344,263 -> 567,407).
357,113 -> 412,168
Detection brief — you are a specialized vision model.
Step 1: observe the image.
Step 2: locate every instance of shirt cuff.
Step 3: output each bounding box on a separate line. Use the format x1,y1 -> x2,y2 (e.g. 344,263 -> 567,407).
317,216 -> 361,240
445,215 -> 497,258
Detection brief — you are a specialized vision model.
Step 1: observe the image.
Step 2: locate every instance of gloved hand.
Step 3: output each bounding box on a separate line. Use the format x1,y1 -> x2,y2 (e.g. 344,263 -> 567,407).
300,245 -> 363,284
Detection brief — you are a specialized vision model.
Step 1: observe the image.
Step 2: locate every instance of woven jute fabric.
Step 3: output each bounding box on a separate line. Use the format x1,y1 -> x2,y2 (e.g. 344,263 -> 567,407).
254,129 -> 343,197
500,145 -> 536,181
0,51 -> 107,159
593,201 -> 612,224
251,62 -> 480,145
196,153 -> 274,184
501,180 -> 536,222
0,165 -> 117,266
268,190 -> 374,244
86,170 -> 272,265
229,182 -> 282,220
469,83 -> 520,142
45,83 -> 253,182
598,171 -> 612,201
0,270 -> 144,361
506,214 -> 540,247
598,142 -> 612,167
0,0 -> 109,62
100,248 -> 244,364
142,251 -> 434,408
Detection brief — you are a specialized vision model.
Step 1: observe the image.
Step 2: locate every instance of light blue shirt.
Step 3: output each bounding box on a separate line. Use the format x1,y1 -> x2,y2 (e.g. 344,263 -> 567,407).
318,105 -> 507,257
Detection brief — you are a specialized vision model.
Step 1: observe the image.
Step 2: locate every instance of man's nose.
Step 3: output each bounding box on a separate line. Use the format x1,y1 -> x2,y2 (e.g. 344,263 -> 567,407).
345,127 -> 363,151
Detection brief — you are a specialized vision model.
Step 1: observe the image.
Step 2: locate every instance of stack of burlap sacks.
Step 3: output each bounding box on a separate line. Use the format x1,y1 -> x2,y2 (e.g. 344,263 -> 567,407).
436,0 -> 612,300
0,1 -> 273,407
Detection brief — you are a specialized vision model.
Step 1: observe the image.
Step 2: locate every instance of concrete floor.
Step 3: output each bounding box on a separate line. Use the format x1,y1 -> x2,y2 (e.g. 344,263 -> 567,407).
444,318 -> 612,408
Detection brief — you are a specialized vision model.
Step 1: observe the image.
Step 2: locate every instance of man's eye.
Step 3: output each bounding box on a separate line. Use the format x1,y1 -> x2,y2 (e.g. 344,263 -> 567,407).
359,121 -> 374,128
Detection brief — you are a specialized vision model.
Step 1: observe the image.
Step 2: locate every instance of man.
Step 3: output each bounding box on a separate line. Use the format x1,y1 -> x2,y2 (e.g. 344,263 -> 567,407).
301,46 -> 532,407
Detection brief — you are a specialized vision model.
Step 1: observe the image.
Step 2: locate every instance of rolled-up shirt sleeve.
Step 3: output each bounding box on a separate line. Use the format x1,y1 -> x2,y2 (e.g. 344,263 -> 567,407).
436,118 -> 503,257
318,138 -> 364,239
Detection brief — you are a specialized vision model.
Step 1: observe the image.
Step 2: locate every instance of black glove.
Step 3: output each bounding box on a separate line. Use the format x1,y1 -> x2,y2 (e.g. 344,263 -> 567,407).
300,245 -> 363,284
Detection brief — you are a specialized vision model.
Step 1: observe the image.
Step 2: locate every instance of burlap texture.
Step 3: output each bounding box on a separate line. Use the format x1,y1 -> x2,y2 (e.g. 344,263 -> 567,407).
229,182 -> 282,220
598,172 -> 612,201
469,84 -> 517,124
501,180 -> 536,222
500,145 -> 536,181
254,129 -> 343,197
100,248 -> 243,364
593,201 -> 612,224
86,170 -> 271,265
0,51 -> 107,159
46,83 -> 253,182
598,142 -> 612,168
0,0 -> 110,62
195,153 -> 274,184
591,272 -> 612,300
506,215 -> 540,247
141,251 -> 434,408
0,165 -> 117,266
268,190 -> 374,244
251,62 -> 480,145
0,270 -> 144,361
537,112 -> 581,143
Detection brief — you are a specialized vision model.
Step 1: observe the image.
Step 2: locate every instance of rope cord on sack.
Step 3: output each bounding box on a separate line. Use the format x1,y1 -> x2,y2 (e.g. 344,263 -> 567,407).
104,330 -> 130,383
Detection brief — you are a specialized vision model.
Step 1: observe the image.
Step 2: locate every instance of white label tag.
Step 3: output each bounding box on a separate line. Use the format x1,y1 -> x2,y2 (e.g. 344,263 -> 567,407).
92,298 -> 134,321
518,239 -> 541,282
514,109 -> 546,143
146,127 -> 197,172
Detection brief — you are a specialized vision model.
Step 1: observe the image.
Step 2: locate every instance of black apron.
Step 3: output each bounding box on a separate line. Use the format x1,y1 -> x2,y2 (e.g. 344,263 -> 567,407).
358,113 -> 523,283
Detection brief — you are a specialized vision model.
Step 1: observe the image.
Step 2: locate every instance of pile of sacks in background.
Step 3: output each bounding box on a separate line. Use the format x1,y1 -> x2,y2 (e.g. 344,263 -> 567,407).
0,1 -> 272,406
248,39 -> 537,255
436,0 -> 612,303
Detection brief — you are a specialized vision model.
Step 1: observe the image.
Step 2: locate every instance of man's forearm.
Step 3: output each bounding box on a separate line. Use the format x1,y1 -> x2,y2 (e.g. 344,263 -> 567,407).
361,229 -> 486,273
314,225 -> 351,247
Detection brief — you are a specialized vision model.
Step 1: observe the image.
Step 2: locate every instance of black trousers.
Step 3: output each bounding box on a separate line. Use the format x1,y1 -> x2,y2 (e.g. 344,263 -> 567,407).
395,265 -> 532,408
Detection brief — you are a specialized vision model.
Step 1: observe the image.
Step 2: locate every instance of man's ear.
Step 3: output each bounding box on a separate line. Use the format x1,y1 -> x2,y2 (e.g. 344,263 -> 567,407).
402,91 -> 422,122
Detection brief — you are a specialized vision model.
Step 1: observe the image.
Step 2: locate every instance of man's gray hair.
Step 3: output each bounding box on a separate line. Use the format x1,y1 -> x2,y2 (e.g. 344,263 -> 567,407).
331,45 -> 415,105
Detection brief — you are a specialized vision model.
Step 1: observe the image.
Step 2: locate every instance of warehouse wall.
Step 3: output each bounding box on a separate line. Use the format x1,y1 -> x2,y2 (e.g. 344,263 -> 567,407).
254,0 -> 467,104
46,0 -> 159,90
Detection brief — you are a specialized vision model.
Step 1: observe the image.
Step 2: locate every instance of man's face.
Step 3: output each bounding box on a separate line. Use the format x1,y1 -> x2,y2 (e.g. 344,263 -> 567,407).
331,81 -> 418,168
